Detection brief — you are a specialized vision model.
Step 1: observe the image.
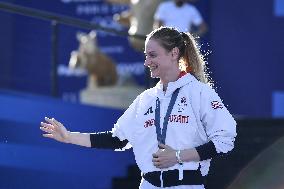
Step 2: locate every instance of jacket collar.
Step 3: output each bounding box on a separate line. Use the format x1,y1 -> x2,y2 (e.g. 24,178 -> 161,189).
153,73 -> 196,98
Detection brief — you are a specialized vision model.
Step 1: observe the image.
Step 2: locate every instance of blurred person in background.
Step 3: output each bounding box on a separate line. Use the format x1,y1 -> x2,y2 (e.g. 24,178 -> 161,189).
40,26 -> 236,189
154,0 -> 207,37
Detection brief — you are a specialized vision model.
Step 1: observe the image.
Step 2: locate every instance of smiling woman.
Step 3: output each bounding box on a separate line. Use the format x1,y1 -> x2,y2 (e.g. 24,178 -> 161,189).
144,27 -> 209,87
40,26 -> 237,189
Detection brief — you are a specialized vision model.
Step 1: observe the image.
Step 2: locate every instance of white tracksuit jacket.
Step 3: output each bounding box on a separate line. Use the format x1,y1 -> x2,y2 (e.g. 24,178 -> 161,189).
112,73 -> 237,189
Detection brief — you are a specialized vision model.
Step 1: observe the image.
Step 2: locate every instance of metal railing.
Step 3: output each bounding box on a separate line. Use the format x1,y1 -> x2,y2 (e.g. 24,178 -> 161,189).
0,2 -> 145,96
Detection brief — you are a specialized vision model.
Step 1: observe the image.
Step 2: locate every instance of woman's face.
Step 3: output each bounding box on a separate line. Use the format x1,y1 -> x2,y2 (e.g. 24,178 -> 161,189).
144,39 -> 174,79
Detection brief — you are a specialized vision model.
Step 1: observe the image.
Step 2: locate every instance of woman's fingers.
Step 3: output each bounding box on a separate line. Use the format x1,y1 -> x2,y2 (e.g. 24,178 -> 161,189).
153,160 -> 167,169
158,143 -> 165,149
44,117 -> 54,124
158,143 -> 172,150
152,156 -> 164,168
43,117 -> 64,131
152,157 -> 159,162
153,159 -> 160,166
44,117 -> 58,126
43,133 -> 54,138
40,126 -> 54,134
153,163 -> 160,166
52,118 -> 63,127
152,149 -> 176,169
40,122 -> 55,130
152,153 -> 158,158
41,117 -> 68,143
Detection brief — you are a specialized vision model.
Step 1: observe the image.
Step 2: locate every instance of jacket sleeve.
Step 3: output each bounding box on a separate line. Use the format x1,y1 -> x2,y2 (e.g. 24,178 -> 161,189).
198,85 -> 237,159
111,95 -> 141,145
90,131 -> 128,149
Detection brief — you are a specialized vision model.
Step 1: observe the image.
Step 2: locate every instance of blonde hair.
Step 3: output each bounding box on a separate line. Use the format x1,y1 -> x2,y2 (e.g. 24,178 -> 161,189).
146,27 -> 210,84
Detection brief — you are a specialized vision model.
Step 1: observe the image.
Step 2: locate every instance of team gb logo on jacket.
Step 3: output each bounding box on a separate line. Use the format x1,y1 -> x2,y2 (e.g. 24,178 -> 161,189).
178,97 -> 187,113
211,101 -> 223,109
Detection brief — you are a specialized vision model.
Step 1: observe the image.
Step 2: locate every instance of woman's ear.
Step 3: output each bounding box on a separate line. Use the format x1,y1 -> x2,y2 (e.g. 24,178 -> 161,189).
171,47 -> 180,60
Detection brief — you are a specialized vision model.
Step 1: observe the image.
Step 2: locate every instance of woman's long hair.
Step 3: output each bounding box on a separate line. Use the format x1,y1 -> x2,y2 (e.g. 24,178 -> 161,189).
146,26 -> 210,84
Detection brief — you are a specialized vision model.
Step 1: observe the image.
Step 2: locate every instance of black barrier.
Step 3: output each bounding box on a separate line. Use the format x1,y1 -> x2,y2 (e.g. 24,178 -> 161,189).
0,2 -> 145,39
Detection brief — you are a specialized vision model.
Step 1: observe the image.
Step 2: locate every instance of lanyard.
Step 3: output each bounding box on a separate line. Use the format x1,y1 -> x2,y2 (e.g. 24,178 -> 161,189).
155,88 -> 180,144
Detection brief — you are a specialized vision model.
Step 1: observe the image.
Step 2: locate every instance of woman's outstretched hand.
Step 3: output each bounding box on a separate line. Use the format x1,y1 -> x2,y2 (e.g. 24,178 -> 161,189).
40,117 -> 70,143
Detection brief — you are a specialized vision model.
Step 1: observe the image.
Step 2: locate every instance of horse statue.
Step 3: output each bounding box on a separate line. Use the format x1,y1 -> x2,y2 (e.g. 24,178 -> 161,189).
106,0 -> 163,51
69,30 -> 118,89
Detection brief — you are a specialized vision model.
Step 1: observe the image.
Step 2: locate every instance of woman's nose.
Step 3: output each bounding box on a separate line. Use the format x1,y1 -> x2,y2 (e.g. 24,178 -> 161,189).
144,58 -> 150,66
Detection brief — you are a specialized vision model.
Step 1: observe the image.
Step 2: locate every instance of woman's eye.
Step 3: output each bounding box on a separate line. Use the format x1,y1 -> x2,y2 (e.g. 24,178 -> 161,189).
144,53 -> 157,59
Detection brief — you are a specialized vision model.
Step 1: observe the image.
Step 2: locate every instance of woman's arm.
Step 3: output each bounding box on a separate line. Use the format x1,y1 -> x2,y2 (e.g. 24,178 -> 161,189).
40,117 -> 128,149
152,144 -> 201,169
152,141 -> 223,169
